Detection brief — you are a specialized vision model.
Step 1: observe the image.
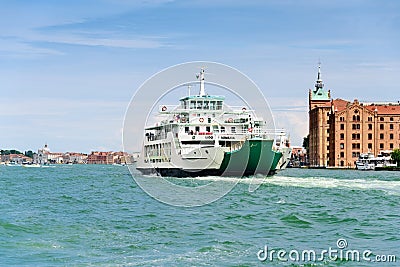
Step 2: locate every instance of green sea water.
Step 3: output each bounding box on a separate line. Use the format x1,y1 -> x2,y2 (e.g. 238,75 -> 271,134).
1,165 -> 399,266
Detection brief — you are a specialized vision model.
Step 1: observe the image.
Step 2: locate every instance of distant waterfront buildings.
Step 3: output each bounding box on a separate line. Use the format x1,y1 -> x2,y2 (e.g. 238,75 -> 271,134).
290,146 -> 308,167
87,151 -> 134,164
1,153 -> 32,164
308,64 -> 400,168
36,144 -> 85,164
1,144 -> 136,165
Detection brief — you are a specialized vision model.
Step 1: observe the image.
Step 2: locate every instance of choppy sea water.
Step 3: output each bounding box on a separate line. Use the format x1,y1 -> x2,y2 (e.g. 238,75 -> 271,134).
1,165 -> 399,266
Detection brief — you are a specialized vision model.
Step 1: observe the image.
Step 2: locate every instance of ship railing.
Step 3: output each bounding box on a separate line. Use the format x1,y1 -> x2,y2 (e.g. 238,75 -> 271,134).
263,129 -> 287,135
218,132 -> 274,140
159,105 -> 180,113
183,131 -> 213,136
223,106 -> 254,113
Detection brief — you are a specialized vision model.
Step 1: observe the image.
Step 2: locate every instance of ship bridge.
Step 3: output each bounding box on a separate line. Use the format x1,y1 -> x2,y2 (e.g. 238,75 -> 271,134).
179,95 -> 225,111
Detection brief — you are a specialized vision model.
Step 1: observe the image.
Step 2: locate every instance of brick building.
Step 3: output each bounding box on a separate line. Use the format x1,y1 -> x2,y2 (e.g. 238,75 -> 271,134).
308,64 -> 331,167
309,65 -> 400,168
329,99 -> 400,167
87,151 -> 113,164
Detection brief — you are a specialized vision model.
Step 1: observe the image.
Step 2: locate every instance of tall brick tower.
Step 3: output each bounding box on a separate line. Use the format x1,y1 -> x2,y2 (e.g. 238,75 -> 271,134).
308,64 -> 331,167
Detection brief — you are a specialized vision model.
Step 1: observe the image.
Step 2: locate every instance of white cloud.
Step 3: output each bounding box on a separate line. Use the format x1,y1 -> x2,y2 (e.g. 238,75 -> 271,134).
269,97 -> 308,146
30,32 -> 170,49
0,38 -> 64,57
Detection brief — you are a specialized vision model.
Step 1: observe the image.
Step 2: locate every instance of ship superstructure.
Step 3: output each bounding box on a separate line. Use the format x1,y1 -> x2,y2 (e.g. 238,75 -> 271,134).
136,69 -> 281,177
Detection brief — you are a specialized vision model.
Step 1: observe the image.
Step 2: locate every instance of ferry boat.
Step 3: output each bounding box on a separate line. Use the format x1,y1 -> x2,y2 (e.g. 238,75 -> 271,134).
355,151 -> 397,170
274,129 -> 292,171
136,69 -> 282,177
355,152 -> 375,170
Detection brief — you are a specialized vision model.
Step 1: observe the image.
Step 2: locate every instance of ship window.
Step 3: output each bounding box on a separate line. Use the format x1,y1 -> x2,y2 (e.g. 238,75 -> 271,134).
220,126 -> 225,133
208,118 -> 211,123
204,101 -> 209,109
185,126 -> 189,133
196,101 -> 203,109
195,126 -> 200,133
209,101 -> 215,110
231,126 -> 236,133
216,101 -> 223,110
190,101 -> 196,109
206,126 -> 210,132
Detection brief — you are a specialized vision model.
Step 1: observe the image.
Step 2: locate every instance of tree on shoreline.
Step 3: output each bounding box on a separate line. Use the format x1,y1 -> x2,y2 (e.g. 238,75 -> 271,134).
25,150 -> 34,158
0,149 -> 23,155
302,134 -> 309,154
391,149 -> 400,167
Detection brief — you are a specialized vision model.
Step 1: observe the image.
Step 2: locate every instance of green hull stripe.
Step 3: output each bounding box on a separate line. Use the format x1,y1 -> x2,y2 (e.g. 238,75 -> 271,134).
219,139 -> 276,175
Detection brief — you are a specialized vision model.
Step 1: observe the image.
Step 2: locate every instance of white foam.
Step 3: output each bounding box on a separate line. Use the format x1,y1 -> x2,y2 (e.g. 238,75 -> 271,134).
266,175 -> 400,195
136,175 -> 400,195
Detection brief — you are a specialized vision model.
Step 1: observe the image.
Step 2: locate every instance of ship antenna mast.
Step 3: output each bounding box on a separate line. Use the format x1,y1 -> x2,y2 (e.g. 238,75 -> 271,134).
196,68 -> 206,96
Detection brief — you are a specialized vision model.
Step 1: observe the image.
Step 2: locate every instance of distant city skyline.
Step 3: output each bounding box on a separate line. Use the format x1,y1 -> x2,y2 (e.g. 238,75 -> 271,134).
1,0 -> 399,152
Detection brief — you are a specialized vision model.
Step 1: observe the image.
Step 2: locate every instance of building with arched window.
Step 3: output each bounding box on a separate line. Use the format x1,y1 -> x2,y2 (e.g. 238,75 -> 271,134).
309,65 -> 400,168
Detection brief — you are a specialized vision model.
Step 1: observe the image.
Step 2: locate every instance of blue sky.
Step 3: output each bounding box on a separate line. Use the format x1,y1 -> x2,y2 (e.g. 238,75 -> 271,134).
1,0 -> 399,152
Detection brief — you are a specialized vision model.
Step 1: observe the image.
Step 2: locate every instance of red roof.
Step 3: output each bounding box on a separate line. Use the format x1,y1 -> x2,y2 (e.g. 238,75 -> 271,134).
365,105 -> 400,115
332,98 -> 350,112
331,98 -> 400,115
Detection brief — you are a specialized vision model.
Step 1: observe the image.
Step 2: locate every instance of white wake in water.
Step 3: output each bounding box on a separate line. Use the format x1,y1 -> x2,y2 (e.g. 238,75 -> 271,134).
266,176 -> 400,196
173,175 -> 400,196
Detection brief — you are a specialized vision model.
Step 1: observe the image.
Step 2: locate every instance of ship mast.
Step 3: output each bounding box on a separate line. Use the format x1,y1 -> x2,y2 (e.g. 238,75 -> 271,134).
197,68 -> 206,96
